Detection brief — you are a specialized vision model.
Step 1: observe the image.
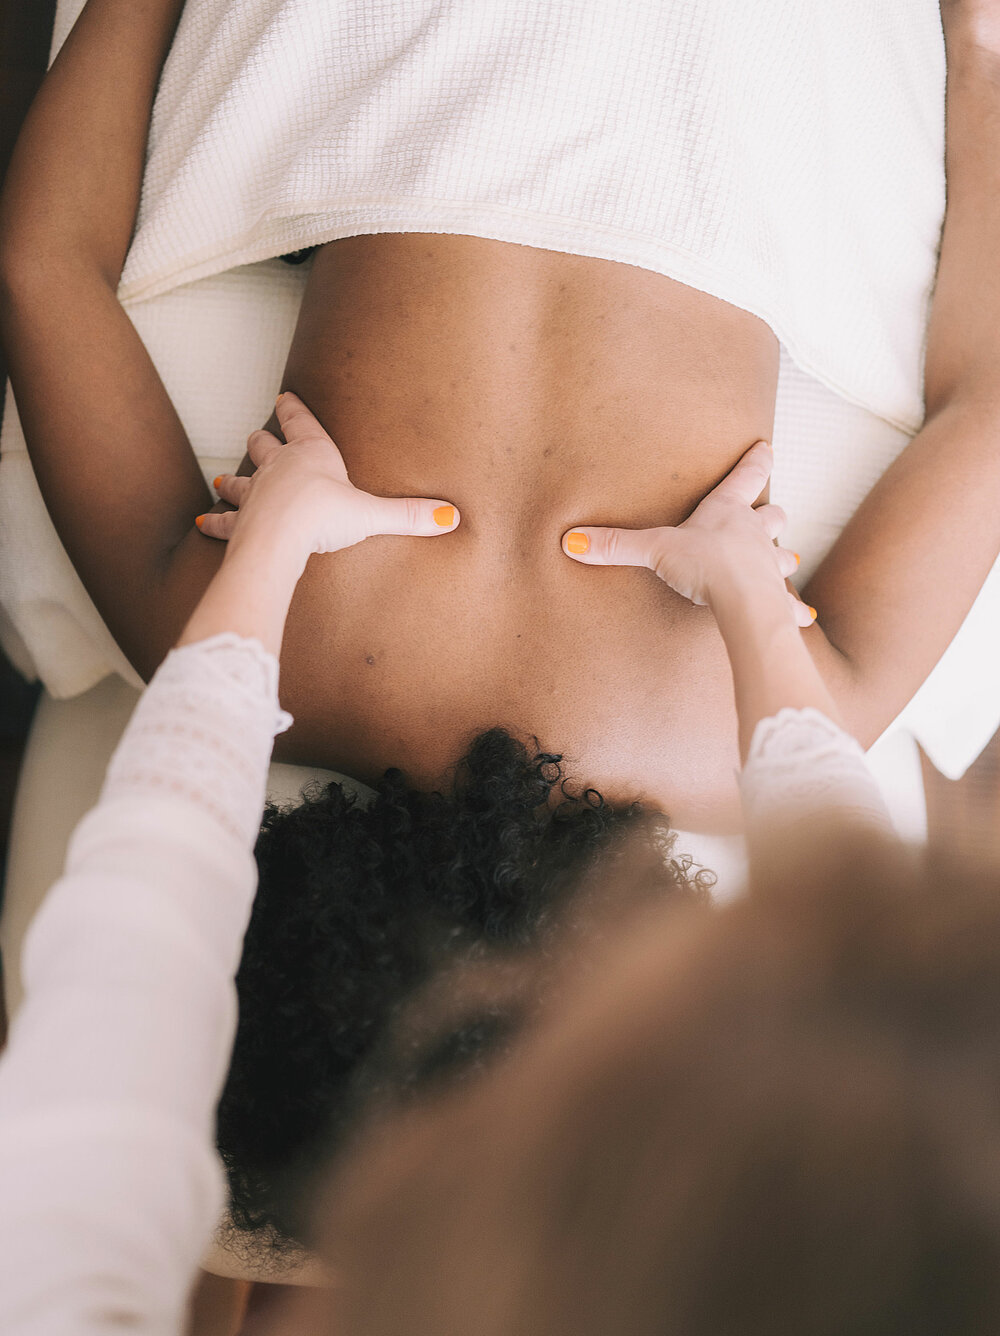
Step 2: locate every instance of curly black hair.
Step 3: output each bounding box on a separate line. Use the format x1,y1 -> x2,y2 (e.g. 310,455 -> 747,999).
215,726 -> 714,1254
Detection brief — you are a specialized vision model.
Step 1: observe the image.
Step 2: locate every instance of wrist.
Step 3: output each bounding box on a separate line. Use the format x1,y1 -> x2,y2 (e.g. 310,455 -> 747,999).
177,529 -> 307,656
706,562 -> 792,628
705,567 -> 843,765
224,520 -> 310,582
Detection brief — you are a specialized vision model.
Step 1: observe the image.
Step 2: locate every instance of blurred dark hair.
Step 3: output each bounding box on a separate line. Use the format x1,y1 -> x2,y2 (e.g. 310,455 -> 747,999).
318,824 -> 1000,1336
215,726 -> 713,1255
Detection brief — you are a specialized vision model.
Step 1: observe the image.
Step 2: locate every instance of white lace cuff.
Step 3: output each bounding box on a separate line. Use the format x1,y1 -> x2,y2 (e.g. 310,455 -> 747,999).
740,707 -> 893,837
100,633 -> 294,847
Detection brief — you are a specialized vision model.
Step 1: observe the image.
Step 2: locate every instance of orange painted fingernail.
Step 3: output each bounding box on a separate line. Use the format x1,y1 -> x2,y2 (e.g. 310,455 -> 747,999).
433,505 -> 455,527
276,392 -> 287,404
808,606 -> 817,621
566,532 -> 590,555
213,476 -> 223,490
195,515 -> 205,529
794,553 -> 801,566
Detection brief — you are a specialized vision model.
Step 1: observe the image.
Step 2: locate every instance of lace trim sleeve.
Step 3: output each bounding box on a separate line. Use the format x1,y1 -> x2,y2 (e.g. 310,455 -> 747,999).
739,707 -> 893,837
99,633 -> 294,847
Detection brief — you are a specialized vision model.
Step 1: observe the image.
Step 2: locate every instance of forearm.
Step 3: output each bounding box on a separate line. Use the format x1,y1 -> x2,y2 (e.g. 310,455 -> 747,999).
924,5 -> 1000,413
0,0 -> 185,285
710,578 -> 843,766
0,628 -> 289,1335
176,527 -> 309,657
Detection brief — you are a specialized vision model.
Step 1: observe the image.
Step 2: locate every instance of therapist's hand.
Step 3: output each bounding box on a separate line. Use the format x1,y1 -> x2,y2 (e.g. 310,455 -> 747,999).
198,392 -> 460,558
562,441 -> 814,627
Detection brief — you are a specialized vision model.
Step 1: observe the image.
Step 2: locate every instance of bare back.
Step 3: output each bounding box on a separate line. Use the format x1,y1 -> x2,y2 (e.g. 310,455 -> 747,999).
260,234 -> 778,832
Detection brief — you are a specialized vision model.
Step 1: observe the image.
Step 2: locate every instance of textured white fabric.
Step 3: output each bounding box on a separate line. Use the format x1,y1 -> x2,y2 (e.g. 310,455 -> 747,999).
119,0 -> 945,437
741,707 -> 893,838
0,634 -> 288,1335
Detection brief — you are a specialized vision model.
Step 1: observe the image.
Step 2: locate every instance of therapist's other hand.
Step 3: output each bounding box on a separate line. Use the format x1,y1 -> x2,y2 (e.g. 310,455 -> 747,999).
562,441 -> 814,627
198,392 -> 460,557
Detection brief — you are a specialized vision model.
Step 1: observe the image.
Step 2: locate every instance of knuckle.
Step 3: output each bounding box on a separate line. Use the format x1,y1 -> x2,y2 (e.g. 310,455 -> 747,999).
405,497 -> 423,532
357,497 -> 380,536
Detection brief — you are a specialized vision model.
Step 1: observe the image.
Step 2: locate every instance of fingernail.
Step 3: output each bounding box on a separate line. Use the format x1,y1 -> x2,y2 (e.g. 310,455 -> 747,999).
566,532 -> 590,555
433,505 -> 455,527
195,515 -> 205,529
794,553 -> 801,566
213,476 -> 223,490
276,392 -> 287,405
808,605 -> 817,621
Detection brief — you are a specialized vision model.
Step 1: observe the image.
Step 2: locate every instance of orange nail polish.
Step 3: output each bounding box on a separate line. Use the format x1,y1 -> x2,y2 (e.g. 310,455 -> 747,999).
566,532 -> 590,555
794,553 -> 801,566
213,476 -> 223,490
433,505 -> 455,527
195,515 -> 205,529
808,606 -> 817,621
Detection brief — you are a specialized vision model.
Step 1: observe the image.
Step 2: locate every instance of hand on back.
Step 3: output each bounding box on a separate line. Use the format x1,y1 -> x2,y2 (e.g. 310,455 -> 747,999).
198,392 -> 460,558
200,406 -> 808,630
561,440 -> 814,628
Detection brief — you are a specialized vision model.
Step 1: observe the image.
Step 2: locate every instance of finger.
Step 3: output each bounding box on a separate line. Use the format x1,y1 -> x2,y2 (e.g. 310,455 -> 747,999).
561,525 -> 663,569
273,392 -> 350,480
274,390 -> 326,442
789,593 -> 818,628
363,494 -> 462,537
247,428 -> 284,470
753,501 -> 787,542
194,509 -> 239,541
213,474 -> 253,508
776,546 -> 801,580
709,440 -> 773,507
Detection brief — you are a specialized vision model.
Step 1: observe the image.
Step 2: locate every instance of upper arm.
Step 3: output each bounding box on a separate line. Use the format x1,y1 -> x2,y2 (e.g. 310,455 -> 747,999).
0,260 -> 224,679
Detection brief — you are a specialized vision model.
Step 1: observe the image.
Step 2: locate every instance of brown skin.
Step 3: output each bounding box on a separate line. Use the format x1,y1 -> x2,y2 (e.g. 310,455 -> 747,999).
233,236 -> 780,827
2,0 -> 1000,832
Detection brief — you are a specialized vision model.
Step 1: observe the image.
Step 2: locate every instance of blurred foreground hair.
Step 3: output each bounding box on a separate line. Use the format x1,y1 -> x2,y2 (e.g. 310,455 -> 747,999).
317,822 -> 1000,1336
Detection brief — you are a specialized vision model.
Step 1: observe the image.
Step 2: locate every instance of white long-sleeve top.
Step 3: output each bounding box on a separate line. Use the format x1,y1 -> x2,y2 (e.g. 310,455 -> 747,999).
0,635 -> 889,1334
0,633 -> 292,1336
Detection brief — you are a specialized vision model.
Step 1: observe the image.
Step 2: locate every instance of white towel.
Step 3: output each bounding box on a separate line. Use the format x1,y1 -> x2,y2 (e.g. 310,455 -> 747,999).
4,0 -> 999,780
120,0 -> 946,436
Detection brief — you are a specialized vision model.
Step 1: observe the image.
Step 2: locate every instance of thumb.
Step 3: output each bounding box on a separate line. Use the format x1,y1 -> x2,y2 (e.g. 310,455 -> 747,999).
364,495 -> 461,537
561,524 -> 663,569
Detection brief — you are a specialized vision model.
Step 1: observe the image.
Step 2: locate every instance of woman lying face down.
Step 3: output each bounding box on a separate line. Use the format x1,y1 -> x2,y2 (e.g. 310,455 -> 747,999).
164,392 -> 816,1272
206,394 -> 777,1260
